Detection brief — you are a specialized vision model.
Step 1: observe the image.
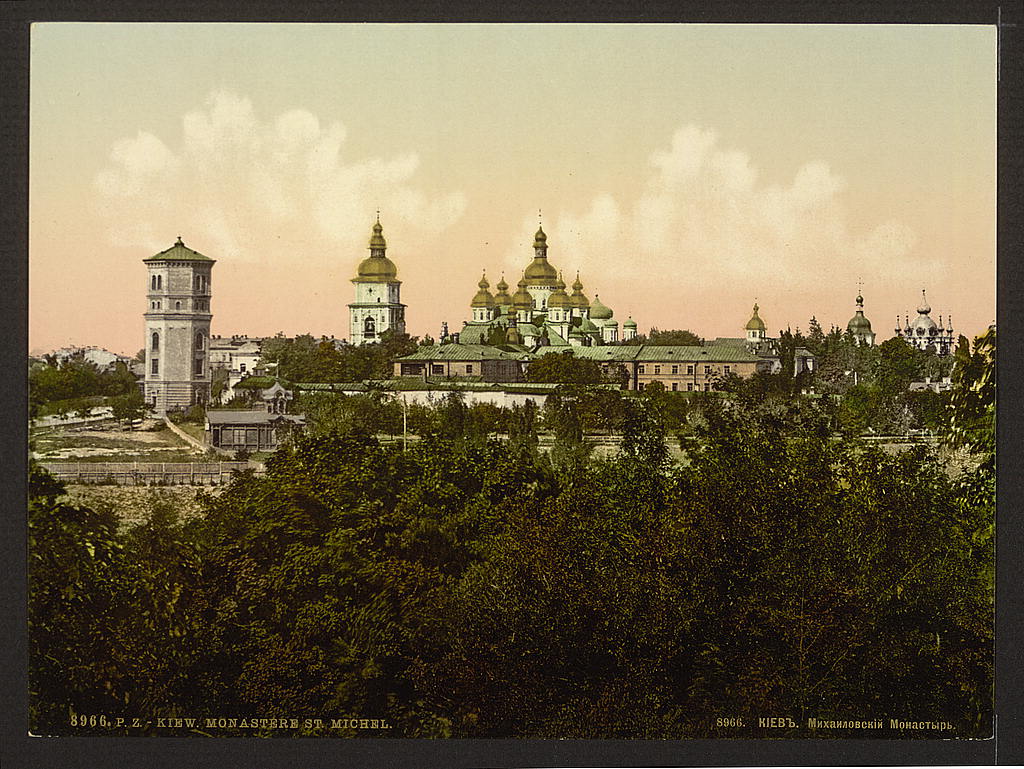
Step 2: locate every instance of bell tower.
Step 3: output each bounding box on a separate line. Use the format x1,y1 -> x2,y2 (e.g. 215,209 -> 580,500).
349,215 -> 406,344
143,237 -> 214,415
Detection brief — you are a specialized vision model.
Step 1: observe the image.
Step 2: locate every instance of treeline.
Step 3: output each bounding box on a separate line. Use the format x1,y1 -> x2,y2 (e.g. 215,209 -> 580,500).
28,333 -> 994,738
29,353 -> 138,418
259,330 -> 419,383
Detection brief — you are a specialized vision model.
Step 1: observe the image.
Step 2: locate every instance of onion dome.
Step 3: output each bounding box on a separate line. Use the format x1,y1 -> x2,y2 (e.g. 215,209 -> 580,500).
847,292 -> 872,334
512,278 -> 534,310
917,289 -> 931,315
354,217 -> 399,283
623,316 -> 637,329
471,272 -> 495,308
745,303 -> 766,332
547,273 -> 571,309
589,293 -> 613,320
569,271 -> 590,309
523,225 -> 558,285
494,275 -> 512,307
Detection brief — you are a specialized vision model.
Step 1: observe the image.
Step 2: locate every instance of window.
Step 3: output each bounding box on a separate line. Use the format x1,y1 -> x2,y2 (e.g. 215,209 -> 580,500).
239,363 -> 247,373
687,383 -> 693,392
704,383 -> 710,391
671,382 -> 678,391
466,364 -> 474,374
364,316 -> 376,338
195,274 -> 208,292
638,365 -> 645,374
175,301 -> 182,310
671,365 -> 678,374
654,365 -> 661,374
194,358 -> 204,376
151,332 -> 160,351
704,365 -> 711,375
724,365 -> 731,374
156,301 -> 161,310
195,332 -> 205,351
151,358 -> 159,375
431,364 -> 444,375
687,365 -> 694,375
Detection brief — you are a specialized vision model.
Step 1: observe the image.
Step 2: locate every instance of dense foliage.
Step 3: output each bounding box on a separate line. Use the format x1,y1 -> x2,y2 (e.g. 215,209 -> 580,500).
259,330 -> 419,383
29,330 -> 994,738
29,353 -> 138,418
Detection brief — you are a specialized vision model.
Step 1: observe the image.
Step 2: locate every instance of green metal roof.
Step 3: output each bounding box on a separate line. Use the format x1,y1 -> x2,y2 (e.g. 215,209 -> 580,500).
396,343 -> 531,362
633,345 -> 761,363
143,237 -> 215,263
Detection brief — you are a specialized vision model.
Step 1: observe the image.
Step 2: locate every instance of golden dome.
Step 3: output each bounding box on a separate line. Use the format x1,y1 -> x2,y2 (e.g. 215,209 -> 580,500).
494,274 -> 513,306
547,273 -> 571,308
471,272 -> 495,308
570,272 -> 589,308
745,303 -> 766,331
354,217 -> 399,283
523,258 -> 558,285
512,278 -> 533,310
533,226 -> 547,248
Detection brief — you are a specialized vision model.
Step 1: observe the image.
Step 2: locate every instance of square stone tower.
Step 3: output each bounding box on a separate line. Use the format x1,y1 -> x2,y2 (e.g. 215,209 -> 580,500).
143,237 -> 215,415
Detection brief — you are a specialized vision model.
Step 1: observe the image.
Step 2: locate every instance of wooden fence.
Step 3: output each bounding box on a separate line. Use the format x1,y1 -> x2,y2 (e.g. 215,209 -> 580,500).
39,461 -> 255,486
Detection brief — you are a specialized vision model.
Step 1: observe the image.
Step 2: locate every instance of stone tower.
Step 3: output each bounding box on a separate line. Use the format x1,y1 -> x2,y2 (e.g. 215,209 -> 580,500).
349,216 -> 406,344
143,237 -> 214,415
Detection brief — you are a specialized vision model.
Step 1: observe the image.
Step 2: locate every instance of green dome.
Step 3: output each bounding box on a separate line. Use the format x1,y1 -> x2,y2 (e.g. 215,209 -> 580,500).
623,316 -> 637,329
589,294 -> 613,320
847,311 -> 872,332
745,303 -> 766,331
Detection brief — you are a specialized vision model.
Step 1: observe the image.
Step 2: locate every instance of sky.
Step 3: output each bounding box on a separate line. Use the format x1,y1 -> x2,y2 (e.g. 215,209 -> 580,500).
29,23 -> 996,356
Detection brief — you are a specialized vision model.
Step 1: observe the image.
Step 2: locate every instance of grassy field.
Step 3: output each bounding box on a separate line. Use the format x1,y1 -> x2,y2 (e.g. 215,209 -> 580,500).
30,421 -> 206,463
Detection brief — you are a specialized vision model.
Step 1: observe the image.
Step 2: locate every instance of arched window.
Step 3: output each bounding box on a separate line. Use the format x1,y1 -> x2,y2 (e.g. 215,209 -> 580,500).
151,332 -> 159,351
195,332 -> 205,351
175,301 -> 182,310
364,316 -> 376,338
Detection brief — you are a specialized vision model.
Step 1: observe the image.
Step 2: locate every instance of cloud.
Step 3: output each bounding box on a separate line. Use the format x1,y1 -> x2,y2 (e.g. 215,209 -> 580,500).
506,125 -> 927,330
94,91 -> 466,261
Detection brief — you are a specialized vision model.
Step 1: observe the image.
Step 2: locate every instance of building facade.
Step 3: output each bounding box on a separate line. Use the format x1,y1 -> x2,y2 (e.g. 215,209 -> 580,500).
143,237 -> 214,414
896,290 -> 955,355
349,217 -> 406,344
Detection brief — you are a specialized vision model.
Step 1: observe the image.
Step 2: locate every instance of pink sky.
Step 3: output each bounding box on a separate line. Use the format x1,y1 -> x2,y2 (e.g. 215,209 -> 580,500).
30,23 -> 996,355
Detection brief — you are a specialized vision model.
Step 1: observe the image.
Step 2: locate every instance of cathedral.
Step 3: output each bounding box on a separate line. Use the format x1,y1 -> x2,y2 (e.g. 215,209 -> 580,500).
456,225 -> 637,348
895,290 -> 955,355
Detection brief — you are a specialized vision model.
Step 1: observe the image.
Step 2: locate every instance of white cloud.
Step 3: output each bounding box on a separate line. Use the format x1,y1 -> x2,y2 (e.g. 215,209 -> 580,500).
94,91 -> 466,261
507,124 -> 926,327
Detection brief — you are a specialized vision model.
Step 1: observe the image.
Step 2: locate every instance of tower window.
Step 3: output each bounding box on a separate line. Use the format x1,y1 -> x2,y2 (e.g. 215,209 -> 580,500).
195,332 -> 205,351
151,332 -> 159,351
151,358 -> 159,375
175,301 -> 182,310
194,358 -> 204,376
364,316 -> 376,338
